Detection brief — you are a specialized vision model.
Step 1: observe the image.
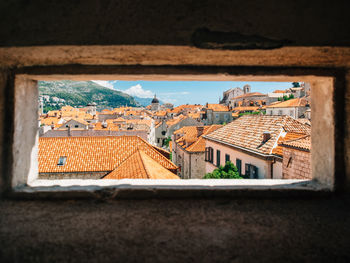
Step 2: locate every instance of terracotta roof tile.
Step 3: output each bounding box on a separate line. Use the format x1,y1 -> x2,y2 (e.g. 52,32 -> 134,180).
207,104 -> 229,112
280,135 -> 311,151
175,125 -> 222,152
103,150 -> 179,179
39,136 -> 177,175
205,115 -> 310,156
266,98 -> 308,108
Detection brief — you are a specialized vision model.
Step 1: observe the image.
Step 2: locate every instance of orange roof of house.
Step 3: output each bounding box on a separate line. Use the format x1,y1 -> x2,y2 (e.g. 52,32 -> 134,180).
266,98 -> 308,108
166,115 -> 186,126
154,110 -> 167,116
188,112 -> 201,119
103,150 -> 179,179
272,132 -> 308,156
280,135 -> 311,151
232,92 -> 265,99
93,122 -> 120,131
205,115 -> 310,156
169,105 -> 202,114
39,136 -> 177,175
206,104 -> 229,112
232,106 -> 260,112
40,117 -> 61,126
273,90 -> 287,93
175,125 -> 222,152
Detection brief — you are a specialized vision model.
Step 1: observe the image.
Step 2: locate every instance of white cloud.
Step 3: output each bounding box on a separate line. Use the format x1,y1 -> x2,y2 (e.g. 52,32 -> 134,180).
124,84 -> 154,98
91,80 -> 115,90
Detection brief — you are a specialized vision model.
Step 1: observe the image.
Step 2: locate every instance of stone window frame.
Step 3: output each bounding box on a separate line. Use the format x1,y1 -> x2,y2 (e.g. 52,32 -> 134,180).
5,65 -> 340,199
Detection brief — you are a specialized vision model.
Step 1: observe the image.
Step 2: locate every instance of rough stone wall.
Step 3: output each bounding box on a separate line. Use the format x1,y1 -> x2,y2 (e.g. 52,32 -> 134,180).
282,148 -> 312,179
39,172 -> 107,180
190,152 -> 205,179
0,1 -> 350,262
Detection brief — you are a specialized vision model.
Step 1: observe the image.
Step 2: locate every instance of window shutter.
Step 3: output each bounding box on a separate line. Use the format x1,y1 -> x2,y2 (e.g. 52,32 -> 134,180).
236,159 -> 242,176
205,147 -> 209,161
216,150 -> 221,167
225,154 -> 230,163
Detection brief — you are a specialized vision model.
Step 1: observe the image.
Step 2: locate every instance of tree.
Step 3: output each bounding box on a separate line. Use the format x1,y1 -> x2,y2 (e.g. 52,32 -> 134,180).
278,97 -> 282,101
164,136 -> 171,147
292,82 -> 300,87
283,95 -> 288,101
288,94 -> 294,99
203,161 -> 243,179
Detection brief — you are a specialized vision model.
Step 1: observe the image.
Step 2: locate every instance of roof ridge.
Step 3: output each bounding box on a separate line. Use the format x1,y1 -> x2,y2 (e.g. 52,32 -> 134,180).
282,134 -> 310,144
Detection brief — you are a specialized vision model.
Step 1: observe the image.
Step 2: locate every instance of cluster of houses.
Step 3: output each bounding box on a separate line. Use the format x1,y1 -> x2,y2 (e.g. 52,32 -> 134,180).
38,83 -> 312,180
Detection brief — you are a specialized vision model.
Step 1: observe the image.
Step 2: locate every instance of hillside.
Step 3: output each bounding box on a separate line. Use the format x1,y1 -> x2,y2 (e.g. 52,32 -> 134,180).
39,80 -> 139,111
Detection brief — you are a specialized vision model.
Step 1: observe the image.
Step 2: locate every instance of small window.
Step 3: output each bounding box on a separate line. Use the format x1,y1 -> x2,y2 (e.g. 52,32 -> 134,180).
278,110 -> 283,115
205,147 -> 214,163
161,131 -> 166,136
225,154 -> 230,163
57,156 -> 67,166
65,125 -> 69,128
74,125 -> 79,128
216,150 -> 221,167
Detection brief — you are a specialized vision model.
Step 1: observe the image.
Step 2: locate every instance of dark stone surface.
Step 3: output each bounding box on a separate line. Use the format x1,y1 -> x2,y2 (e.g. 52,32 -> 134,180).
0,0 -> 350,47
0,197 -> 350,263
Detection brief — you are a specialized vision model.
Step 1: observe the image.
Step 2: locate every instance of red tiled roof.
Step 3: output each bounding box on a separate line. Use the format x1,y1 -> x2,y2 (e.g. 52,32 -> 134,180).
204,115 -> 310,156
206,104 -> 229,112
266,98 -> 308,108
280,135 -> 311,151
232,92 -> 265,99
103,150 -> 179,179
39,136 -> 177,175
175,125 -> 222,152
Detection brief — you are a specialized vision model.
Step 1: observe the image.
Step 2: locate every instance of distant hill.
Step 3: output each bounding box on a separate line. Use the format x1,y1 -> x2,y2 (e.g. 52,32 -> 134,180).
134,96 -> 164,107
39,80 -> 139,111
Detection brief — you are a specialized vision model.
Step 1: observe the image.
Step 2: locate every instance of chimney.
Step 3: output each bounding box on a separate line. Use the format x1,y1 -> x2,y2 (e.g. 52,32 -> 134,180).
197,126 -> 205,137
262,131 -> 271,142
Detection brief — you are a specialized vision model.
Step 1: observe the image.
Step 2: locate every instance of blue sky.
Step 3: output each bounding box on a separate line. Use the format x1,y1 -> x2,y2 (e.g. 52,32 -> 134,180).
92,80 -> 295,106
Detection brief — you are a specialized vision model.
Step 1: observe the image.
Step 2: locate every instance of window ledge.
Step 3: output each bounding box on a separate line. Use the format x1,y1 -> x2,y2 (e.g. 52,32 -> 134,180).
8,179 -> 332,199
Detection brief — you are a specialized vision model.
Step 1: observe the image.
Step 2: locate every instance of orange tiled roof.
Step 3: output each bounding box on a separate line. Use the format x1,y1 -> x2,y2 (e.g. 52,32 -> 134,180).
273,90 -> 287,93
169,105 -> 202,114
272,132 -> 308,156
93,122 -> 120,131
204,115 -> 310,156
232,92 -> 265,99
280,135 -> 311,151
40,117 -> 61,126
103,150 -> 179,179
39,136 -> 177,174
166,115 -> 186,126
206,104 -> 229,112
175,125 -> 222,152
232,106 -> 260,112
266,98 -> 308,108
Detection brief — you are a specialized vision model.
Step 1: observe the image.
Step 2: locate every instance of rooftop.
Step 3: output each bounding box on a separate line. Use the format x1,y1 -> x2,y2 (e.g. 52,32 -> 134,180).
39,136 -> 178,177
204,115 -> 310,156
266,98 -> 308,108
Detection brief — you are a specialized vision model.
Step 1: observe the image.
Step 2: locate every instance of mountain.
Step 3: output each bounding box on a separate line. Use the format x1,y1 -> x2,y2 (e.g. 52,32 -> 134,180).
133,96 -> 164,107
39,80 -> 139,111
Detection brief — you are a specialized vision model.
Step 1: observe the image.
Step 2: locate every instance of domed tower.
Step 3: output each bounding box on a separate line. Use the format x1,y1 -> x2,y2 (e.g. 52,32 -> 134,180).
87,102 -> 97,116
151,95 -> 160,111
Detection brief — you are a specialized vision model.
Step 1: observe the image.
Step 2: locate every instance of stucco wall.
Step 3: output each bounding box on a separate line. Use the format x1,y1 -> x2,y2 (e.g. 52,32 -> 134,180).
205,140 -> 277,179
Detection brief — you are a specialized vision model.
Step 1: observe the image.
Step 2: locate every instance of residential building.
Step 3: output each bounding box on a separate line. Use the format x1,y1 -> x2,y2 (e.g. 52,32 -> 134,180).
229,92 -> 267,109
39,136 -> 179,179
203,115 -> 310,179
265,98 -> 309,119
172,125 -> 222,179
154,115 -> 202,147
201,104 -> 232,125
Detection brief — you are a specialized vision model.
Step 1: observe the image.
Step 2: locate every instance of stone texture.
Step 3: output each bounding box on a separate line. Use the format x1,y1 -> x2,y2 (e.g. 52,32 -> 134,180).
0,1 -> 350,262
0,198 -> 350,263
